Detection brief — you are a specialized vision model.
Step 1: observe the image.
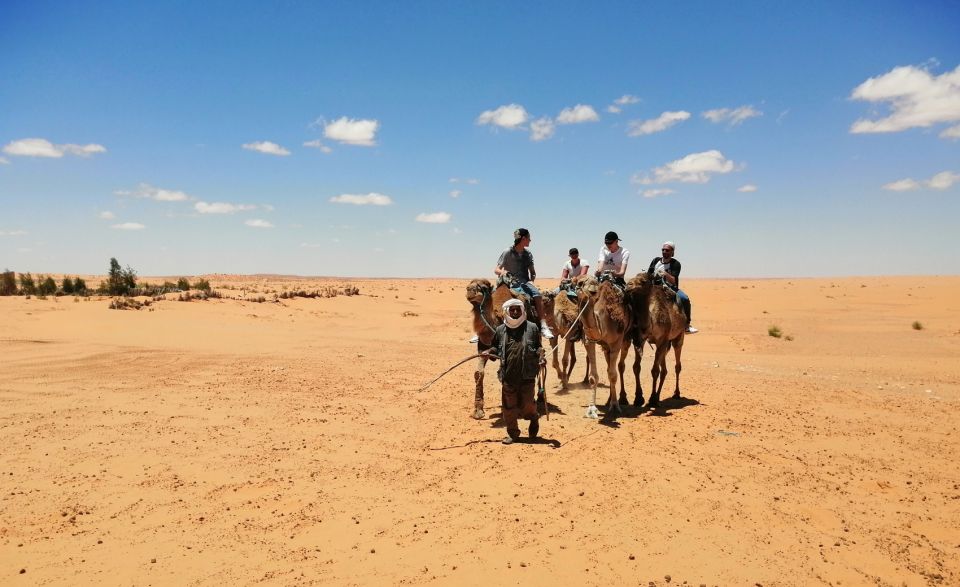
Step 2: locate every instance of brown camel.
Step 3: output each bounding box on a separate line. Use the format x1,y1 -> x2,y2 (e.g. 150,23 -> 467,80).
575,275 -> 634,418
464,278 -> 537,419
548,282 -> 592,390
625,272 -> 685,408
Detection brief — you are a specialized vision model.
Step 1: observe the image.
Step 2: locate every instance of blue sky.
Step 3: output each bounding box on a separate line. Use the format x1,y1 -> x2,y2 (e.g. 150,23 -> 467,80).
1,0 -> 958,278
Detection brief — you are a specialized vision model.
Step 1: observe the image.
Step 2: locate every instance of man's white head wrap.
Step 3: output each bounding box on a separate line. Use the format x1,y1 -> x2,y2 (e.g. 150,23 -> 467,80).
662,241 -> 675,251
502,298 -> 526,328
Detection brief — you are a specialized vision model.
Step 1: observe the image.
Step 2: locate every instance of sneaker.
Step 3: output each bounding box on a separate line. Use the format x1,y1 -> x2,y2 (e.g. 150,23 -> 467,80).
469,334 -> 479,344
528,417 -> 539,438
541,322 -> 555,339
686,325 -> 698,334
502,436 -> 515,445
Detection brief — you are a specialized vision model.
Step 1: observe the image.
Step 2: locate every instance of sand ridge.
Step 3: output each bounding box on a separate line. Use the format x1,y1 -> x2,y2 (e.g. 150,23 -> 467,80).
1,276 -> 958,585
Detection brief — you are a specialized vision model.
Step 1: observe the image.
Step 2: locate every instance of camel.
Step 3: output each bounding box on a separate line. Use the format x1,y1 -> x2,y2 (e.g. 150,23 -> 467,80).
575,275 -> 634,419
464,278 -> 538,419
549,281 -> 592,390
625,272 -> 685,408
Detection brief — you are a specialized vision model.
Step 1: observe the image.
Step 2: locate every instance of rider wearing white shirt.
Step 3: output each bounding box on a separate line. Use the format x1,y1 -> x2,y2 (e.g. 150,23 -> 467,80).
596,231 -> 629,286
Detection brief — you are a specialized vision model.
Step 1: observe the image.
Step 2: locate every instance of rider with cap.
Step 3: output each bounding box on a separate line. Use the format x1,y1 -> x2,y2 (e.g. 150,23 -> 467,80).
561,247 -> 589,280
596,231 -> 630,287
495,228 -> 554,339
647,241 -> 698,334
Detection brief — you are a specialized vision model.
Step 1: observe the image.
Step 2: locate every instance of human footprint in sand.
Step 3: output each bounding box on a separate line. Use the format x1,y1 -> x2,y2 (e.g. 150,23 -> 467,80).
482,299 -> 545,444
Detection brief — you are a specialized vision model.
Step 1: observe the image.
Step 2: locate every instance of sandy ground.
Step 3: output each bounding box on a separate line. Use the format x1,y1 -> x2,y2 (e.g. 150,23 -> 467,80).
1,275 -> 958,586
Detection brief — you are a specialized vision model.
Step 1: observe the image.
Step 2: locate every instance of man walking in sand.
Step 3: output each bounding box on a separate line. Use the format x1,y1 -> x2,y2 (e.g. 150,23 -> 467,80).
483,299 -> 545,444
495,228 -> 554,339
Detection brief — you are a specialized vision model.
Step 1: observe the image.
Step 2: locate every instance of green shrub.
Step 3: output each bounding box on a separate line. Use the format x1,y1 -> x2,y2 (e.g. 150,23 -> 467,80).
177,277 -> 190,291
768,325 -> 782,338
0,269 -> 16,296
19,273 -> 36,295
73,277 -> 87,293
38,276 -> 57,296
62,277 -> 75,294
193,278 -> 211,291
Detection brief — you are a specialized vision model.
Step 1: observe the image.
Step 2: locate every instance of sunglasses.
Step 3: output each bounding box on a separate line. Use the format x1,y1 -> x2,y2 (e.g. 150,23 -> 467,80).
661,248 -> 673,252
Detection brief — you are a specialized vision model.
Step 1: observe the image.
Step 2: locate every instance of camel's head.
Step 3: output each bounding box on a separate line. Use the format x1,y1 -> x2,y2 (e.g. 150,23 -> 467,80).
625,272 -> 652,296
577,275 -> 628,330
465,278 -> 493,305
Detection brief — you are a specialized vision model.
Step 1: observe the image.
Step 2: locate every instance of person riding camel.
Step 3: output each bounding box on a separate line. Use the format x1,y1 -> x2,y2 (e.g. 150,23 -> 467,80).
647,240 -> 698,334
596,231 -> 629,288
494,228 -> 554,339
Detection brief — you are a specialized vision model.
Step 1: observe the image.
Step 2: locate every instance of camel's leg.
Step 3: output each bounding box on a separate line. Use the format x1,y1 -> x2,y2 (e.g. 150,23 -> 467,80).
564,340 -> 576,388
632,343 -> 644,408
604,345 -> 621,416
580,340 -> 591,385
672,338 -> 683,398
473,356 -> 487,419
584,341 -> 600,419
551,342 -> 564,388
617,338 -> 630,406
647,345 -> 669,408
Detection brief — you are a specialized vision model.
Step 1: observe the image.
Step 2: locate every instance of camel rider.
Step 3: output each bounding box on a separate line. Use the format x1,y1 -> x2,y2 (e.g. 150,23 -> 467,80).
482,299 -> 545,444
596,231 -> 630,288
647,241 -> 698,334
495,228 -> 554,339
561,247 -> 589,280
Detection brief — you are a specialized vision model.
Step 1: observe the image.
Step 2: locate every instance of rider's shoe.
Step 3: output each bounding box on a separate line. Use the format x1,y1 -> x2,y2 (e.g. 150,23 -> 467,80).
685,325 -> 699,334
469,334 -> 479,343
541,322 -> 555,339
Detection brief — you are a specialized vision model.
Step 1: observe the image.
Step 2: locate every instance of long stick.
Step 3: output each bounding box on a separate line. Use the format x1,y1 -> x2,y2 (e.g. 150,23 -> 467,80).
418,353 -> 494,392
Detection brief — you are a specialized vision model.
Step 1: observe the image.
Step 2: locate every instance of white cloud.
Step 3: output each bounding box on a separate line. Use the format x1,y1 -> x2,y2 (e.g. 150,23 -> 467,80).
606,105 -> 622,114
0,229 -> 28,236
323,117 -> 379,146
112,222 -> 145,231
99,211 -> 116,220
641,188 -> 676,198
476,104 -> 529,130
415,212 -> 451,224
927,171 -> 960,190
882,178 -> 922,191
633,150 -> 738,184
303,139 -> 333,153
627,111 -> 691,136
195,201 -> 257,214
242,141 -> 291,156
941,124 -> 960,139
329,192 -> 393,206
530,117 -> 556,141
738,184 -> 758,192
850,64 -> 960,136
702,106 -> 763,126
615,94 -> 641,106
882,171 -> 958,191
556,104 -> 599,124
245,219 -> 274,228
115,183 -> 191,202
448,177 -> 481,185
449,189 -> 462,198
2,138 -> 107,158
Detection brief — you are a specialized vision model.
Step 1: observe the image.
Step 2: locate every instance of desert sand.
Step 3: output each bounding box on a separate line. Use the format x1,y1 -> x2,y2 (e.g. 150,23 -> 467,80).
1,275 -> 958,586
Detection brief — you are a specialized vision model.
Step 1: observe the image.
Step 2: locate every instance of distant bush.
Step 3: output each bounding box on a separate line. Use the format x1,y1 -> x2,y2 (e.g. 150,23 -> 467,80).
193,278 -> 211,291
912,321 -> 923,331
62,277 -> 75,294
39,276 -> 57,296
177,277 -> 190,291
768,325 -> 782,338
163,281 -> 177,292
73,277 -> 87,293
1,269 -> 16,296
109,297 -> 143,310
104,257 -> 137,296
19,273 -> 36,295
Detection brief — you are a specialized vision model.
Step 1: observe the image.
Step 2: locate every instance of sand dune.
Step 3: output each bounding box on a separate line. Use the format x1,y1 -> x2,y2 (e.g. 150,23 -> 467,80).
1,276 -> 958,585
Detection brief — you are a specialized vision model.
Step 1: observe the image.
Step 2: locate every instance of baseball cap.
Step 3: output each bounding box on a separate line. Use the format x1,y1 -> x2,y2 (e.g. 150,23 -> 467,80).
604,231 -> 620,244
